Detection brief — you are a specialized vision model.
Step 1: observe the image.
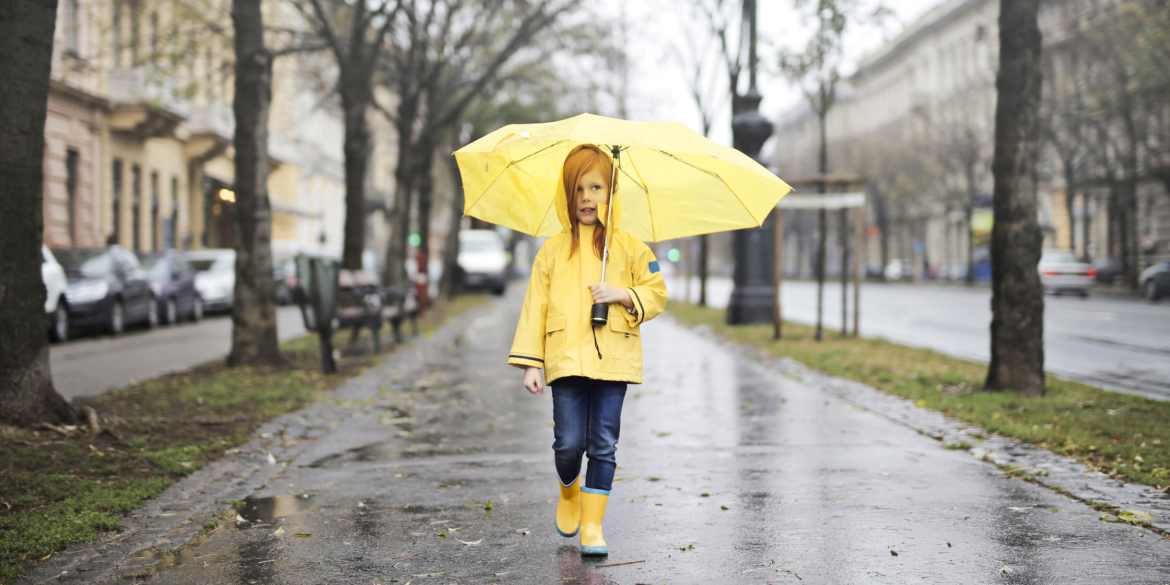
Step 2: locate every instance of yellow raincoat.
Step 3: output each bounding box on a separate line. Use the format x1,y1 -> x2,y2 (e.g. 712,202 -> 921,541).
508,191 -> 667,384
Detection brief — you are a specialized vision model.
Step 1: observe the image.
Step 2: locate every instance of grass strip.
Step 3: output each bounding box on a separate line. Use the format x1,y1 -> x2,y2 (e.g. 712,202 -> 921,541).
667,302 -> 1170,488
0,294 -> 489,584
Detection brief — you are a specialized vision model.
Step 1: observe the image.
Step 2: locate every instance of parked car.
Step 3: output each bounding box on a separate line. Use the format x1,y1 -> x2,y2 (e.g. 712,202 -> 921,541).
42,245 -> 69,342
883,259 -> 910,281
1038,249 -> 1094,297
139,250 -> 204,324
55,245 -> 157,334
187,249 -> 235,312
940,261 -> 969,281
1140,261 -> 1170,301
274,257 -> 296,305
457,229 -> 508,295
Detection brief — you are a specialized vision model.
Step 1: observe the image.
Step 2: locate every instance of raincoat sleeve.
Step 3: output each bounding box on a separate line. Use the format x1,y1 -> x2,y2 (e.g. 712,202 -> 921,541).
507,248 -> 551,370
622,241 -> 667,327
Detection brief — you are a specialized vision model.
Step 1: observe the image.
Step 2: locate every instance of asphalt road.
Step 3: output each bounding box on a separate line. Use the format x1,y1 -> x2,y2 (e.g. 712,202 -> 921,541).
126,289 -> 1169,584
668,276 -> 1170,400
49,306 -> 308,400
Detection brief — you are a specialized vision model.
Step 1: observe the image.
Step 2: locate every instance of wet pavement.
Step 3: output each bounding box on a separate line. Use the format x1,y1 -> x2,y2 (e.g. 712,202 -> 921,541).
28,289 -> 1170,584
668,276 -> 1170,400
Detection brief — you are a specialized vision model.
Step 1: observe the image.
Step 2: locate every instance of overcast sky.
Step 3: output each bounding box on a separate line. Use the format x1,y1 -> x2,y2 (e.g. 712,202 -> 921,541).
610,0 -> 943,149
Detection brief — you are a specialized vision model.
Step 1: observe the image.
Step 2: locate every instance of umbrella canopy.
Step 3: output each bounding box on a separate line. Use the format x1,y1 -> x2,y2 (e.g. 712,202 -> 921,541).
455,113 -> 792,242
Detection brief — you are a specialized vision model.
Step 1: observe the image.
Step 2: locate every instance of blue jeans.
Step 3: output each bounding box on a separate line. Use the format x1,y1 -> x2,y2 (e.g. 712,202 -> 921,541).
551,377 -> 628,492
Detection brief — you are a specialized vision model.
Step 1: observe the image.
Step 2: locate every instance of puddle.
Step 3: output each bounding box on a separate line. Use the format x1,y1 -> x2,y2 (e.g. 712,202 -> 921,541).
238,493 -> 315,523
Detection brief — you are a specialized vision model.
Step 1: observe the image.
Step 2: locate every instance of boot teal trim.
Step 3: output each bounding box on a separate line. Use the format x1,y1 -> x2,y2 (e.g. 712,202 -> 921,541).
580,544 -> 608,556
581,487 -> 610,495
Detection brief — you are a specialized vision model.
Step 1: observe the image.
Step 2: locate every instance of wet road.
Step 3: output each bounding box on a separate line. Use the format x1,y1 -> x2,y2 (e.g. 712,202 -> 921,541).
49,307 -> 307,400
137,290 -> 1170,584
668,276 -> 1170,400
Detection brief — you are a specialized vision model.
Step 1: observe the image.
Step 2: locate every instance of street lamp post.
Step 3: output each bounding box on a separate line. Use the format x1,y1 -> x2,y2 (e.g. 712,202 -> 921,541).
727,0 -> 776,325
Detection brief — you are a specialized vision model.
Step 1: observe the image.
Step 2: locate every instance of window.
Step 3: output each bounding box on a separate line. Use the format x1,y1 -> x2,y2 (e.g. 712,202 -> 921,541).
131,164 -> 141,251
65,0 -> 80,52
169,176 -> 178,249
112,159 -> 122,244
151,171 -> 159,250
66,150 -> 79,245
112,1 -> 122,67
149,11 -> 158,64
129,0 -> 140,64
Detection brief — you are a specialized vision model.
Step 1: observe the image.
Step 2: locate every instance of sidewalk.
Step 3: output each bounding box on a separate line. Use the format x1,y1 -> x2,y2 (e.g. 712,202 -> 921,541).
23,291 -> 1170,584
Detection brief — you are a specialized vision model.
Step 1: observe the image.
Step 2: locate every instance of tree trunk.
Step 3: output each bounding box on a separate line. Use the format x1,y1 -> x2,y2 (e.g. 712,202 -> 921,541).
341,87 -> 370,271
985,0 -> 1045,397
416,146 -> 435,258
1082,191 -> 1093,261
439,149 -> 464,302
0,0 -> 78,427
228,0 -> 282,367
1063,163 -> 1078,258
384,152 -> 415,288
698,234 -> 708,306
965,205 -> 976,285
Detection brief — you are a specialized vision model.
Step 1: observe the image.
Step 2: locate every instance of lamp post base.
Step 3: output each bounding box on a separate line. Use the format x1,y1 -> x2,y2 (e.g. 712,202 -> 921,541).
727,285 -> 775,325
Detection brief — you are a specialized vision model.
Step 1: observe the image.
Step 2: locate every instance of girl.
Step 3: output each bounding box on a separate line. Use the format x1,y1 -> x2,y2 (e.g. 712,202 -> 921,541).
508,144 -> 668,556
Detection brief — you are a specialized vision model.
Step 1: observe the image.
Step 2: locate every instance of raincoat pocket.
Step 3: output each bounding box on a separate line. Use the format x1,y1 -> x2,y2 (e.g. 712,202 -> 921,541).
608,315 -> 640,362
546,314 -> 567,361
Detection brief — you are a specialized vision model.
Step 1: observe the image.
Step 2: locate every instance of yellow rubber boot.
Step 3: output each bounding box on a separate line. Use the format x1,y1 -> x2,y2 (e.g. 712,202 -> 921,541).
579,488 -> 609,555
555,476 -> 581,537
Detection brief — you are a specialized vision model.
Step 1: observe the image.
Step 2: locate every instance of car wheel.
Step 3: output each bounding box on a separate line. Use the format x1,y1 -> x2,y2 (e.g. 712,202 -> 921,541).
492,286 -> 506,296
108,300 -> 125,335
192,296 -> 205,321
165,299 -> 178,325
146,297 -> 159,329
50,301 -> 69,342
1146,280 -> 1161,302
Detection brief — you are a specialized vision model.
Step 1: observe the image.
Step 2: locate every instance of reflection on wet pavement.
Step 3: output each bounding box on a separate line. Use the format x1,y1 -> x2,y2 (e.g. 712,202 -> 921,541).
138,290 -> 1170,584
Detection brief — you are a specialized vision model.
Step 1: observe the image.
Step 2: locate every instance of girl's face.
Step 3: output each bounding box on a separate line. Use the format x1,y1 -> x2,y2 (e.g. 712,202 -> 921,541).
575,168 -> 607,225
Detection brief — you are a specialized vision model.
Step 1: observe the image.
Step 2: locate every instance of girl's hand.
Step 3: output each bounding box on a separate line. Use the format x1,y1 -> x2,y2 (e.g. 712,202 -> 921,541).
588,283 -> 632,307
523,366 -> 544,395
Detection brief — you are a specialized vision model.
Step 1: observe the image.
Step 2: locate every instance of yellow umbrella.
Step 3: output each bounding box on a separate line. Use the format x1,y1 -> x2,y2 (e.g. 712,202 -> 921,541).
455,113 -> 792,243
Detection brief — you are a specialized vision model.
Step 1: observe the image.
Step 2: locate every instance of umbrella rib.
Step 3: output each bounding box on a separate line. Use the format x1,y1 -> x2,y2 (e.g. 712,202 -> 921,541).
503,140 -> 569,169
646,148 -> 764,230
647,149 -> 722,180
625,149 -> 657,241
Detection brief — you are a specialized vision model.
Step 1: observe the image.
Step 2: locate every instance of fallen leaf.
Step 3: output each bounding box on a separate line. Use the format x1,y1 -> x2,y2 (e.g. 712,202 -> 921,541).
236,514 -> 248,523
947,542 -> 952,548
437,530 -> 447,538
678,544 -> 694,551
358,502 -> 365,508
1000,565 -> 1013,573
273,527 -> 286,535
411,573 -> 443,577
266,453 -> 277,465
700,493 -> 711,497
293,532 -> 311,537
457,538 -> 483,545
1048,508 -> 1059,513
646,477 -> 661,482
890,550 -> 898,556
721,505 -> 729,511
484,501 -> 493,510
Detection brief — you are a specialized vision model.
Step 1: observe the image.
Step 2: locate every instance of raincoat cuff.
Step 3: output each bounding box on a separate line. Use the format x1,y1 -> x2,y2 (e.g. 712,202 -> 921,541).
508,355 -> 544,370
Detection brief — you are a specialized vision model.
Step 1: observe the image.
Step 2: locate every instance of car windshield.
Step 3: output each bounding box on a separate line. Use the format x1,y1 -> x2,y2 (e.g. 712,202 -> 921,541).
1041,250 -> 1078,263
190,256 -> 234,273
140,255 -> 170,279
461,239 -> 503,253
55,249 -> 114,278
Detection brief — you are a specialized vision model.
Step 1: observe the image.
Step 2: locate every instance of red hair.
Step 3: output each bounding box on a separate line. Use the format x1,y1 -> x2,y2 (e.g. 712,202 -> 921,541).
562,145 -> 616,259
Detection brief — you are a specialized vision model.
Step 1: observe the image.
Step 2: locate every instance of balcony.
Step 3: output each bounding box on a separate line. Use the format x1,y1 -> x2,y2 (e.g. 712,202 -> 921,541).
106,67 -> 188,138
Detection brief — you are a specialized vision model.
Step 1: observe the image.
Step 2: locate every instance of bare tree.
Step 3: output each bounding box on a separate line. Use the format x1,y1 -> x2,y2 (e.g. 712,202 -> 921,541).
778,0 -> 887,341
985,0 -> 1045,396
936,121 -> 991,283
291,0 -> 403,270
1041,40 -> 1090,261
227,0 -> 283,366
377,0 -> 579,290
0,0 -> 80,427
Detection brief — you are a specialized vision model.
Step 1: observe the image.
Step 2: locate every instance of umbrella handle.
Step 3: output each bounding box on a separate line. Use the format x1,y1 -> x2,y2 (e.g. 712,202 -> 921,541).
591,146 -> 621,326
